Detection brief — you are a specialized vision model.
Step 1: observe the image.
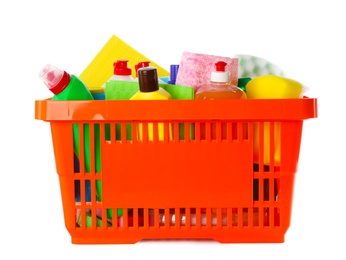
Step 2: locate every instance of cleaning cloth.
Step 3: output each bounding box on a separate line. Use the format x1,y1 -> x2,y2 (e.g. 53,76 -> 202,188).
235,54 -> 286,78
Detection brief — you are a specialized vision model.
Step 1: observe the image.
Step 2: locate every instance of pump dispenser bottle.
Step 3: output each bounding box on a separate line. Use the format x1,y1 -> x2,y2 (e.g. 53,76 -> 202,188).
195,61 -> 247,100
130,67 -> 172,141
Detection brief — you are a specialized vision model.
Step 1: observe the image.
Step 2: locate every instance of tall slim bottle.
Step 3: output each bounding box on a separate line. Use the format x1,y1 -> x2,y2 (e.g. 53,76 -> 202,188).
39,64 -> 100,203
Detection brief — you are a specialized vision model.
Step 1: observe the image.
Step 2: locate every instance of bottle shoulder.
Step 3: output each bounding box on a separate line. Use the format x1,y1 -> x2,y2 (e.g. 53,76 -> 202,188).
130,89 -> 171,100
54,74 -> 93,100
196,82 -> 245,93
195,82 -> 247,100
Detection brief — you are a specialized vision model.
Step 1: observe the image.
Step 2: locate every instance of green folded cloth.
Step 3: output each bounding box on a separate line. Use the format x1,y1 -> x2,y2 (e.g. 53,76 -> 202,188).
105,80 -> 195,140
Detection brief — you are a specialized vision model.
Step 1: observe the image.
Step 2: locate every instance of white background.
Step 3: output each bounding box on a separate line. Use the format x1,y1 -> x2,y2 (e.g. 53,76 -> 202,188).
1,0 -> 344,259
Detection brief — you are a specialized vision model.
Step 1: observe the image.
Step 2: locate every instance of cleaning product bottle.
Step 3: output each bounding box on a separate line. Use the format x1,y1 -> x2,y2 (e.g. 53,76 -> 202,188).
195,61 -> 247,140
39,64 -> 100,203
168,64 -> 179,85
110,59 -> 134,81
134,61 -> 166,83
195,61 -> 247,100
102,60 -> 134,90
40,64 -> 94,101
130,67 -> 172,141
134,61 -> 151,79
105,60 -> 134,145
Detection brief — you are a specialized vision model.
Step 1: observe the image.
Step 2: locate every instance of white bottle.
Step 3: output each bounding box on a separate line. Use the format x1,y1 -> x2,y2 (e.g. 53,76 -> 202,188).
102,60 -> 133,88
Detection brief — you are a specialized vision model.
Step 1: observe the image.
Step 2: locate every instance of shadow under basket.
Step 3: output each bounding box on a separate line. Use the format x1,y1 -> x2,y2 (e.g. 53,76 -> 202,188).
35,98 -> 317,244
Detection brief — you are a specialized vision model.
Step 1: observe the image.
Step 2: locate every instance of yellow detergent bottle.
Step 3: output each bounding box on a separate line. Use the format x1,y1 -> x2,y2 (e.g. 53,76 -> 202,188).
245,75 -> 304,166
130,67 -> 172,141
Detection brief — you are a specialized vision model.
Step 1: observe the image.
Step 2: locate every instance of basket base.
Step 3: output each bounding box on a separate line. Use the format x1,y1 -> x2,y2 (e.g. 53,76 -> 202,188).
71,230 -> 285,244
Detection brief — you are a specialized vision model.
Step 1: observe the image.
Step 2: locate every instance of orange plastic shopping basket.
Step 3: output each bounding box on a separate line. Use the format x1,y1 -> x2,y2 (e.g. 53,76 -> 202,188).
35,97 -> 317,244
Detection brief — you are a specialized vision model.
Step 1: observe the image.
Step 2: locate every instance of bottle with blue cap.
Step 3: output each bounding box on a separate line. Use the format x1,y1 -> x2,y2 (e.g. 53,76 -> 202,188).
168,64 -> 179,85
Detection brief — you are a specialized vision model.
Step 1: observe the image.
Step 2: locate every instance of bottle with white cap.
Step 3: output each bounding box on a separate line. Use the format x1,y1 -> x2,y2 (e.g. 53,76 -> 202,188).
195,61 -> 247,100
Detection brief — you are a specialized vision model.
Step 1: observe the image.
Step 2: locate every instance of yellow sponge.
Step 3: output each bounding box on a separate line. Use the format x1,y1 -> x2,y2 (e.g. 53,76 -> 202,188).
246,75 -> 303,99
79,35 -> 169,91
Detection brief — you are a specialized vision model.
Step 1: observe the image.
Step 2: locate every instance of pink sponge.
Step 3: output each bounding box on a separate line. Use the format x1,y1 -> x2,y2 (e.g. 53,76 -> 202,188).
175,51 -> 238,92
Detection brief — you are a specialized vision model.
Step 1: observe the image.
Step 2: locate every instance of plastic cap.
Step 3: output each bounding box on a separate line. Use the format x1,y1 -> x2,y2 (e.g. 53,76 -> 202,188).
138,67 -> 159,92
39,64 -> 71,94
210,61 -> 229,83
135,61 -> 150,77
168,64 -> 179,84
114,60 -> 132,76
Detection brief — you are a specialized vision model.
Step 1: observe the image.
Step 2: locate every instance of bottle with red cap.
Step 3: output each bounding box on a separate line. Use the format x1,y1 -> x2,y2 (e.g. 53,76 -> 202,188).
109,59 -> 134,81
134,61 -> 166,83
135,61 -> 151,78
39,64 -> 100,207
39,64 -> 93,101
195,61 -> 247,140
102,60 -> 134,89
195,61 -> 247,100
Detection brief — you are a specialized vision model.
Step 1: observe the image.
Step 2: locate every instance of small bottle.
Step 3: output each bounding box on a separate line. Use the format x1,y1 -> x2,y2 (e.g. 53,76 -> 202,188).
168,64 -> 179,85
110,59 -> 134,81
134,61 -> 166,84
135,61 -> 151,78
130,67 -> 172,141
195,61 -> 247,100
102,60 -> 134,89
